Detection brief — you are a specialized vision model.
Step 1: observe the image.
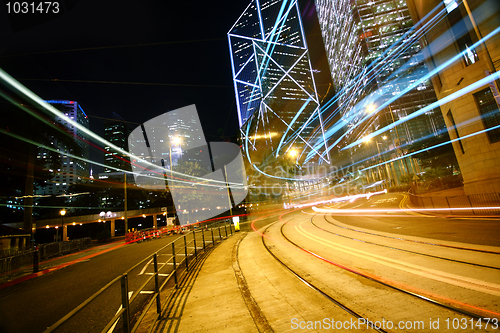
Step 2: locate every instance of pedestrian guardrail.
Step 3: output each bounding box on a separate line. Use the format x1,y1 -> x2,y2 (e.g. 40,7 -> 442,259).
408,192 -> 500,215
43,219 -> 234,333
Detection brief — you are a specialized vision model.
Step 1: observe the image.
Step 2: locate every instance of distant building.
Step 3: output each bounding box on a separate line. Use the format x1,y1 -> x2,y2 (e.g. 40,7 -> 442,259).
35,100 -> 90,195
128,107 -> 205,168
127,106 -> 207,191
103,112 -> 133,173
407,0 -> 500,194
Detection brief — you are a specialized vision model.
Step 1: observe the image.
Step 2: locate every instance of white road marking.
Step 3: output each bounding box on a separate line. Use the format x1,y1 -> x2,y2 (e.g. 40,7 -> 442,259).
144,273 -> 169,276
139,258 -> 154,275
107,291 -> 133,333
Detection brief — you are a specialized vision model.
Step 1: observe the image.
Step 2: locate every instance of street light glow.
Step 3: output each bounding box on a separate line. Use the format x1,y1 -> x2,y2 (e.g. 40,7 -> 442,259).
289,149 -> 298,157
171,136 -> 182,145
366,104 -> 376,113
60,209 -> 66,216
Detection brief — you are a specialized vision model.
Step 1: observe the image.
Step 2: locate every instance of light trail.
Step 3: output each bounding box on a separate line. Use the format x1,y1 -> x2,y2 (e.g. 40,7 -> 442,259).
361,122 -> 500,172
343,25 -> 500,149
241,1 -> 498,176
0,127 -> 245,190
312,206 -> 500,214
304,2 -> 498,162
303,3 -> 450,160
0,203 -> 102,210
285,190 -> 387,209
0,69 -> 245,189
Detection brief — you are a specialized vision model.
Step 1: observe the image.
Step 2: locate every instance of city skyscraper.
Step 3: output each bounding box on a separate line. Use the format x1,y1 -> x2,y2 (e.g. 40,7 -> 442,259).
228,0 -> 329,169
35,100 -> 90,195
103,112 -> 133,173
315,0 -> 449,185
127,106 -> 207,190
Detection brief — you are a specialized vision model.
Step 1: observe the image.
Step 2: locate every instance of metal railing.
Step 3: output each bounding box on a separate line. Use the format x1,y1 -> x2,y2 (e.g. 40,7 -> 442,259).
44,219 -> 234,333
408,192 -> 500,215
0,237 -> 93,280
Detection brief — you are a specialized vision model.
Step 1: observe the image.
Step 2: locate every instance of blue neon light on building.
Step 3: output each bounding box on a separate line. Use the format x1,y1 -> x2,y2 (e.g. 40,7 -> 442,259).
228,0 -> 329,166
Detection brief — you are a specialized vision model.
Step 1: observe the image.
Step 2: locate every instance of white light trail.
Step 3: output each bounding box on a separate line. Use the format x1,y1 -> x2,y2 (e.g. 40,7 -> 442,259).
312,206 -> 500,214
285,189 -> 387,209
0,69 -> 243,188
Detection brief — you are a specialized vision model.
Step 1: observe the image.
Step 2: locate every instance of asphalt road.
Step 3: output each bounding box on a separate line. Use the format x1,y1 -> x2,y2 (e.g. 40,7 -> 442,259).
332,193 -> 500,246
1,195 -> 498,333
0,233 -> 188,333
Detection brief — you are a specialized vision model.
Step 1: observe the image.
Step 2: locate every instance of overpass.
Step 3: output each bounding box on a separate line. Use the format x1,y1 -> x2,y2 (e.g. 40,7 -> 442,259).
8,207 -> 170,241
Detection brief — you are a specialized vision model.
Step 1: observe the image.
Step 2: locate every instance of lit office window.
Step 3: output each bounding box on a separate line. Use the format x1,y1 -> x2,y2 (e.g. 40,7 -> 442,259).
474,88 -> 500,143
444,0 -> 478,66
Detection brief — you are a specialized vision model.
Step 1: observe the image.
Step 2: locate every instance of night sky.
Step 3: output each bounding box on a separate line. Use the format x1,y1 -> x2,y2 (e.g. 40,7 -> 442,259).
0,0 -> 332,172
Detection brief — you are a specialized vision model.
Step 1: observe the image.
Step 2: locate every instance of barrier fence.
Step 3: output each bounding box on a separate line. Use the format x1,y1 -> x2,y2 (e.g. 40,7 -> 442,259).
1,216 -> 236,281
43,219 -> 234,333
408,192 -> 500,215
41,237 -> 93,260
0,237 -> 92,280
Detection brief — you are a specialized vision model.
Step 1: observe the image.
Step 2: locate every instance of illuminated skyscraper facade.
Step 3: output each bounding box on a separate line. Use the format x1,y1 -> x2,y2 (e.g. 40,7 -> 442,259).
35,100 -> 90,195
103,112 -> 132,173
228,0 -> 329,168
315,0 -> 448,184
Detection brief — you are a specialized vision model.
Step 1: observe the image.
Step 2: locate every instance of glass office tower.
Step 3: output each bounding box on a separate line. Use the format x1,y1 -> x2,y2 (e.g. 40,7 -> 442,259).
315,0 -> 448,185
228,0 -> 330,169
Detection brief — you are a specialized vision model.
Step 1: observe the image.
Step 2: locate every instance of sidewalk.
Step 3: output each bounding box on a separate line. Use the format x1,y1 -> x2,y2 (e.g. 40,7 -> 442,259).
152,232 -> 259,333
149,222 -> 362,333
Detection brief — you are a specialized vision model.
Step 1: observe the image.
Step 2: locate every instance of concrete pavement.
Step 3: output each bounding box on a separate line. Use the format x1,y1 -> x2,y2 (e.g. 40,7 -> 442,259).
153,232 -> 260,333
150,226 -> 374,333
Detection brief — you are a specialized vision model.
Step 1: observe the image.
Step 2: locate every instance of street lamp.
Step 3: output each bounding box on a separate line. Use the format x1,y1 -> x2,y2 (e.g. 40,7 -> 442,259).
170,136 -> 182,174
162,136 -> 182,184
363,137 -> 390,188
366,104 -> 376,114
171,136 -> 182,146
162,136 -> 182,212
60,209 -> 66,242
